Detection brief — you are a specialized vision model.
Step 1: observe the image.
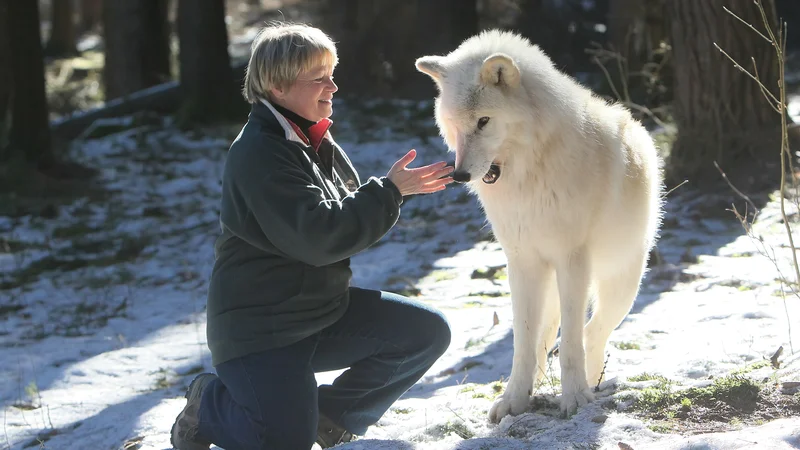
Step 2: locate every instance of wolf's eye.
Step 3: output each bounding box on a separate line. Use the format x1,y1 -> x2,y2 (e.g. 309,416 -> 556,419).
477,116 -> 490,130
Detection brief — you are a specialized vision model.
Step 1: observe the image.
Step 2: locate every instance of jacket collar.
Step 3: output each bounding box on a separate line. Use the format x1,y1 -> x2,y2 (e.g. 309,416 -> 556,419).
252,99 -> 333,152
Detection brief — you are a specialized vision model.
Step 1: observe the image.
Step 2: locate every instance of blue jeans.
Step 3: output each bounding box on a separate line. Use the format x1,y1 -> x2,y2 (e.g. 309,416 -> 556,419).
195,287 -> 452,450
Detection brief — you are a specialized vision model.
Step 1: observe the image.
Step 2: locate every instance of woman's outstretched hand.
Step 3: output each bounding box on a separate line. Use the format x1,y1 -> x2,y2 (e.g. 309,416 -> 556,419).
387,149 -> 454,196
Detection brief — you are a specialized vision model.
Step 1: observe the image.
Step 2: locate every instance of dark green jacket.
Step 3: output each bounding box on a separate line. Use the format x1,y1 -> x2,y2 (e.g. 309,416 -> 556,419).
206,100 -> 403,366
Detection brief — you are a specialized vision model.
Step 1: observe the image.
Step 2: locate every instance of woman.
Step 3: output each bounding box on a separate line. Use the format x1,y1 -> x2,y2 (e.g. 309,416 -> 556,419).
170,22 -> 454,450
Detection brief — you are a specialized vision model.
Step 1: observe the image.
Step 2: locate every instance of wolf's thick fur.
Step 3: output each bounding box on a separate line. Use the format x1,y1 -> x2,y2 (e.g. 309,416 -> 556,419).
416,30 -> 663,421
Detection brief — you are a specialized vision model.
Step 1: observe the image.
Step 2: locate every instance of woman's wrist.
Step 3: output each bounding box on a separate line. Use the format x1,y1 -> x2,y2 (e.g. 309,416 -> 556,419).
381,176 -> 404,205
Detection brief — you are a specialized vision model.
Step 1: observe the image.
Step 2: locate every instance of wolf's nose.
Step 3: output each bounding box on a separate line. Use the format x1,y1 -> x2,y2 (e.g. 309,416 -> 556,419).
452,170 -> 471,183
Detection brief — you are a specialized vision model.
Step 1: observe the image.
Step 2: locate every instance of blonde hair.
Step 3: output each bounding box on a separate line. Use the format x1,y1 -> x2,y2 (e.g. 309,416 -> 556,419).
242,22 -> 338,103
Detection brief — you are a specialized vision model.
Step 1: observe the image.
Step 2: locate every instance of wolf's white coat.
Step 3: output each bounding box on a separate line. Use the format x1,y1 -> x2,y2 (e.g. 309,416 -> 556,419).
416,29 -> 664,421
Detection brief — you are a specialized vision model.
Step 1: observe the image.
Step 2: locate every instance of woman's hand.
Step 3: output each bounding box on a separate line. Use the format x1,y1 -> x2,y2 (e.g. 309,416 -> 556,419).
387,149 -> 454,196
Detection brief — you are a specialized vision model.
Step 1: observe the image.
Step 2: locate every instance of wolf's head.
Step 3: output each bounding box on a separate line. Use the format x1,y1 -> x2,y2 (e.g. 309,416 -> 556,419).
415,30 -> 559,186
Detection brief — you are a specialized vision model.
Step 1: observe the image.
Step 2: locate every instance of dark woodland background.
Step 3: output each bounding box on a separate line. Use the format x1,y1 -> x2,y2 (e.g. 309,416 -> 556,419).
2,0 -> 800,209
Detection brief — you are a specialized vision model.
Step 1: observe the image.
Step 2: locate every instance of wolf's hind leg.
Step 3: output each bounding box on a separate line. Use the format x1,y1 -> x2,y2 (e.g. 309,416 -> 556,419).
584,259 -> 646,388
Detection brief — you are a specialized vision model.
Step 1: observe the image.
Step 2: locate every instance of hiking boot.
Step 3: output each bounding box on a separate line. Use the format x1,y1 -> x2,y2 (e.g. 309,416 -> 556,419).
170,373 -> 217,450
316,413 -> 355,448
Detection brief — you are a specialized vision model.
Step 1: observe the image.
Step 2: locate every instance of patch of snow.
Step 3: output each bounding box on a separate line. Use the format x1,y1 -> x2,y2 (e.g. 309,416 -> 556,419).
2,105 -> 800,449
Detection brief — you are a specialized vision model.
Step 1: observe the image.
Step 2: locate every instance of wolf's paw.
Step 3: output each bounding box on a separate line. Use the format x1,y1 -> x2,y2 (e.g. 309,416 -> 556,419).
559,387 -> 594,418
489,390 -> 530,423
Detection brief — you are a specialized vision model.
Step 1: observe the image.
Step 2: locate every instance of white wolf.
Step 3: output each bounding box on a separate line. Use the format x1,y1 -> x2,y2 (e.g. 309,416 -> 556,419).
415,30 -> 663,421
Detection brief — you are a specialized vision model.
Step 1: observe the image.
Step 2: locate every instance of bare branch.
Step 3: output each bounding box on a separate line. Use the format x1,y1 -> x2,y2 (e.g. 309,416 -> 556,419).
717,0 -> 797,354
589,55 -> 624,103
750,57 -> 782,114
663,180 -> 688,198
714,161 -> 760,217
723,5 -> 771,43
713,43 -> 781,106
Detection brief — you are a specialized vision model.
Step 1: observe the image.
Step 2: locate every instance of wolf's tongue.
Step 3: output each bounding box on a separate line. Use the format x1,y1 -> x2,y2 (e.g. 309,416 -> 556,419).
482,164 -> 501,184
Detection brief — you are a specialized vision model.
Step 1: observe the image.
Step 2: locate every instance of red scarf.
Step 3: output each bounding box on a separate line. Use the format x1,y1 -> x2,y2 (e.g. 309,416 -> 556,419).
287,118 -> 333,153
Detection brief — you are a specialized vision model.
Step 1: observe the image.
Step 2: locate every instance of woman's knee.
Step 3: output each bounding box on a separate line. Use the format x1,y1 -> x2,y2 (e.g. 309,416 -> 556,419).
375,290 -> 452,359
430,308 -> 452,355
413,306 -> 452,359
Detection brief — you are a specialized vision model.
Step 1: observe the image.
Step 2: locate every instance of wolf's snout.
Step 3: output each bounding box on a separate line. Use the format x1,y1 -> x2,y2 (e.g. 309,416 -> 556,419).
452,170 -> 471,183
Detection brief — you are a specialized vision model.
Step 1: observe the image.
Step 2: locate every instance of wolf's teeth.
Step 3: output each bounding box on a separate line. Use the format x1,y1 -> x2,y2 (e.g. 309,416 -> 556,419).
483,164 -> 501,184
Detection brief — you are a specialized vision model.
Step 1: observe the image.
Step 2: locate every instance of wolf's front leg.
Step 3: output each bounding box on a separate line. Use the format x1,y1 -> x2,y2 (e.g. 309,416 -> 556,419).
489,257 -> 551,423
556,247 -> 595,417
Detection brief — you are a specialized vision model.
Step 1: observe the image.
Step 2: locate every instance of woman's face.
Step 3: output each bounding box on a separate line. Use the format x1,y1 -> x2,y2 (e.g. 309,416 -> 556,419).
270,63 -> 338,122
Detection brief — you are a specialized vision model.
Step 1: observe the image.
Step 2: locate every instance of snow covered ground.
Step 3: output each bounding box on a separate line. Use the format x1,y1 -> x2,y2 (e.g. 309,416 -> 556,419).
2,101 -> 800,449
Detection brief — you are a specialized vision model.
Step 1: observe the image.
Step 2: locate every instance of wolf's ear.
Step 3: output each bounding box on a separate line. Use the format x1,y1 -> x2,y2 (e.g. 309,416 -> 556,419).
480,53 -> 520,89
415,56 -> 446,83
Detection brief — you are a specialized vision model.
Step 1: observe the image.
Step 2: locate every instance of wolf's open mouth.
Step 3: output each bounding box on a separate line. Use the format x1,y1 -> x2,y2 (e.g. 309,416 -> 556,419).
482,164 -> 501,184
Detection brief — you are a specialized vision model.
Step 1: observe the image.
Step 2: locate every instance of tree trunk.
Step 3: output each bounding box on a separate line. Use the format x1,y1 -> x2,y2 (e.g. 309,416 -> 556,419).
320,0 -> 479,100
46,0 -> 77,57
1,0 -> 52,164
103,0 -> 171,100
80,0 -> 103,33
0,0 -> 12,151
177,0 -> 241,123
667,0 -> 781,191
142,0 -> 171,87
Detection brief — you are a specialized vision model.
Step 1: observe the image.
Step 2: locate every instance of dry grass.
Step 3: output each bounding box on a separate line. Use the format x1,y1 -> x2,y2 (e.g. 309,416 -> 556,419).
625,371 -> 800,434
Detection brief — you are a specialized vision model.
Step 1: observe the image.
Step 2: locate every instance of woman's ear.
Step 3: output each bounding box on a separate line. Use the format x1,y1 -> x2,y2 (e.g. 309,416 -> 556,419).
269,87 -> 285,100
